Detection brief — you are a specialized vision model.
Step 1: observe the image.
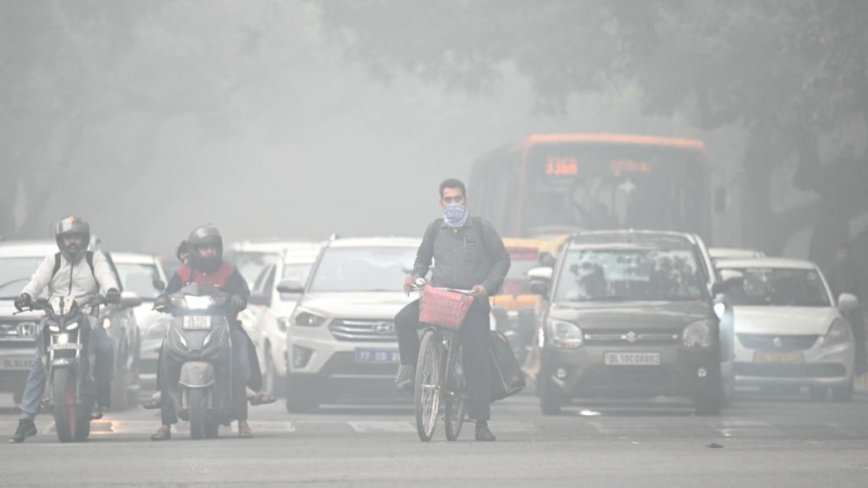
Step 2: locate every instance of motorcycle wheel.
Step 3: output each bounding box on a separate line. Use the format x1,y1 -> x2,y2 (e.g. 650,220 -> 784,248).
189,389 -> 207,440
205,418 -> 220,439
52,369 -> 80,443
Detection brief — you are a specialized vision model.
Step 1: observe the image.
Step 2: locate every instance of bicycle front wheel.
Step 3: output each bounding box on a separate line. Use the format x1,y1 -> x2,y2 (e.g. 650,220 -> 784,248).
415,329 -> 442,442
444,342 -> 467,441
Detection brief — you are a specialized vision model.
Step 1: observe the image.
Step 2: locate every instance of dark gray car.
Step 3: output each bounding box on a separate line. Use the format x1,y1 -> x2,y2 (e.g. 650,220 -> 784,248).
533,231 -> 738,416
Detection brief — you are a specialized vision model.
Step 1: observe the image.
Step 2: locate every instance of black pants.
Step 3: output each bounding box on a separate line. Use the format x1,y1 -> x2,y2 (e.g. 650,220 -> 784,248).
395,299 -> 491,422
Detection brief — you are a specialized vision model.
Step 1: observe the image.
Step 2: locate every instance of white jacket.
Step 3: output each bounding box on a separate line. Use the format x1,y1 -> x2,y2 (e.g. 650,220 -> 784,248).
21,251 -> 120,301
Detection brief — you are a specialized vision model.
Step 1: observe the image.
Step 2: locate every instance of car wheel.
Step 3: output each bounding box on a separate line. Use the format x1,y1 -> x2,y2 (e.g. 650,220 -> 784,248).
832,381 -> 853,402
539,368 -> 563,416
694,374 -> 722,416
809,386 -> 828,402
285,374 -> 320,413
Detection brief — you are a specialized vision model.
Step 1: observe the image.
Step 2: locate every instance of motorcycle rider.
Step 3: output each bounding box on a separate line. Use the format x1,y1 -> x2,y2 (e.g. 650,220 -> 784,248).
143,238 -> 275,411
394,178 -> 511,442
9,216 -> 121,443
150,225 -> 261,440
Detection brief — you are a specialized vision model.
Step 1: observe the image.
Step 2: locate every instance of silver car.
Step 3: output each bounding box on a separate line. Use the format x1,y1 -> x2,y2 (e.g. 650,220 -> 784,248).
717,257 -> 858,401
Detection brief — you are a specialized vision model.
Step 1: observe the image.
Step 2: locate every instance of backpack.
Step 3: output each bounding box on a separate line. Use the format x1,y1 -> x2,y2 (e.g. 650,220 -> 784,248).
51,251 -> 97,290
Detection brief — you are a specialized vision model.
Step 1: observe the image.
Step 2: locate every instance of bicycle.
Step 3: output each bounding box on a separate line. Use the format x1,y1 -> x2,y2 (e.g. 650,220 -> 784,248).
412,282 -> 476,442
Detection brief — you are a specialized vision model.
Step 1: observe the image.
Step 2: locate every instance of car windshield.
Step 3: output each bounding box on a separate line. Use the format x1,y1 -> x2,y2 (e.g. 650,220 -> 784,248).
724,267 -> 831,307
554,248 -> 706,302
282,262 -> 314,283
309,246 -> 416,293
0,257 -> 44,297
115,263 -> 163,300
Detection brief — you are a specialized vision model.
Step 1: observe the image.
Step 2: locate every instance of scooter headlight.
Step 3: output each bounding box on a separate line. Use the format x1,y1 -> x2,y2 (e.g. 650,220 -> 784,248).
184,296 -> 213,310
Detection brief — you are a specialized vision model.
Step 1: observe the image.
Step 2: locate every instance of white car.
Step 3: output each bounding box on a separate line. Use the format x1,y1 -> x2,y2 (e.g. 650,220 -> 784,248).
110,252 -> 170,385
228,240 -> 325,287
245,243 -> 323,396
717,257 -> 858,401
282,237 -> 419,412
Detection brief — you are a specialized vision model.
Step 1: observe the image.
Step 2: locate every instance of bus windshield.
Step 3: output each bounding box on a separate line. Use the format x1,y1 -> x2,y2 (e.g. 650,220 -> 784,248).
522,142 -> 707,237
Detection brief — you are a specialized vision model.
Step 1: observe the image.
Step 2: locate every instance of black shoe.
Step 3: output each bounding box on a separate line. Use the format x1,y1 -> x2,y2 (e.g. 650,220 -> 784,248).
10,419 -> 37,444
475,421 -> 496,442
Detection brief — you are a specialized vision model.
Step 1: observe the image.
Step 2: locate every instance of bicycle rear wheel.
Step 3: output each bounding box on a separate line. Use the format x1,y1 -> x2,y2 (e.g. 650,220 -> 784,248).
444,342 -> 467,441
415,329 -> 441,442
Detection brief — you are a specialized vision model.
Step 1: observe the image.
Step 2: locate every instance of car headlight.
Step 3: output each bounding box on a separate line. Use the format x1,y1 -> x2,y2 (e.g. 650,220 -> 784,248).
548,319 -> 583,349
683,321 -> 713,348
713,302 -> 726,320
293,309 -> 326,327
824,321 -> 852,348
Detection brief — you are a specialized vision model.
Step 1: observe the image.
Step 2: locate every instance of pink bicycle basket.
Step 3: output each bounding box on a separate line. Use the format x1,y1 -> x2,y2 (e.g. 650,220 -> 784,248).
418,284 -> 475,330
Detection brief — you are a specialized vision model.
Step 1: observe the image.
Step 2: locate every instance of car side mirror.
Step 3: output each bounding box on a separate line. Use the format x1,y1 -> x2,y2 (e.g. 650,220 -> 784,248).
152,279 -> 166,292
527,267 -> 553,296
120,291 -> 143,309
838,293 -> 859,312
276,278 -> 305,295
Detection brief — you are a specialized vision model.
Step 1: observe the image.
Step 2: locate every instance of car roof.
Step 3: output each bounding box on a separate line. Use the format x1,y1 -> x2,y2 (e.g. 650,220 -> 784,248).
566,230 -> 700,250
715,257 -> 818,270
110,252 -> 158,265
709,247 -> 764,259
327,237 -> 421,249
0,240 -> 58,258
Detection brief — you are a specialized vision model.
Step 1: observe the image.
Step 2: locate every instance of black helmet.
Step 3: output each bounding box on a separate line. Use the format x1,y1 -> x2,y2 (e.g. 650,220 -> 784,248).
187,225 -> 223,273
55,216 -> 91,263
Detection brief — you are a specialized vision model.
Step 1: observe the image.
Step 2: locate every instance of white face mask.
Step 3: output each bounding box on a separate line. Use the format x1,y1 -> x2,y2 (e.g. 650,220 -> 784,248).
443,203 -> 469,228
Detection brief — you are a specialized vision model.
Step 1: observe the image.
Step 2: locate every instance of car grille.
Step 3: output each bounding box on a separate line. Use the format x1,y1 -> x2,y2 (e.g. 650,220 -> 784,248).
737,334 -> 819,352
0,320 -> 39,346
329,319 -> 397,342
583,329 -> 682,346
735,363 -> 845,378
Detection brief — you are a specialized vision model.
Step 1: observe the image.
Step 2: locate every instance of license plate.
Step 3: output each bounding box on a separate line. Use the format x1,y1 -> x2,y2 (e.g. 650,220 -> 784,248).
183,316 -> 212,330
355,349 -> 401,364
604,352 -> 662,366
0,358 -> 32,370
754,351 -> 803,364
50,343 -> 81,351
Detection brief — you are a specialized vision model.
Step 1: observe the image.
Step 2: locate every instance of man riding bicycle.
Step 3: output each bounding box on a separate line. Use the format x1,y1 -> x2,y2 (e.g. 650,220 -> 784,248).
394,178 -> 510,442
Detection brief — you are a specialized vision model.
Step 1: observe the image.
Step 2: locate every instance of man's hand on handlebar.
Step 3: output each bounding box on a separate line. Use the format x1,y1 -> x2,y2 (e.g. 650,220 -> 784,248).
14,293 -> 31,312
404,276 -> 417,295
153,295 -> 170,311
472,285 -> 488,298
105,288 -> 121,305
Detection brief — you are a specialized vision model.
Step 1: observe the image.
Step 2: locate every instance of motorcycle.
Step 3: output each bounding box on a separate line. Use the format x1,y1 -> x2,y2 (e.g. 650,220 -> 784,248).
24,296 -> 105,442
159,284 -> 238,439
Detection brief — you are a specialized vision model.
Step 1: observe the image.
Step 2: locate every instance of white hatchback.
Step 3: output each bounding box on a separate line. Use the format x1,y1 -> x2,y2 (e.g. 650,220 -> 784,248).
717,258 -> 858,401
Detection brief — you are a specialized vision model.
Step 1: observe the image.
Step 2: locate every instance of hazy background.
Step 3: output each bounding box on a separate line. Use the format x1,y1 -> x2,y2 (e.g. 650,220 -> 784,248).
2,0 -> 866,267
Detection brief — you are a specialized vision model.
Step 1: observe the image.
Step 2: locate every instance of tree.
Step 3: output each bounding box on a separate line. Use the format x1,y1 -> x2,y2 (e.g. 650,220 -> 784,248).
321,0 -> 868,262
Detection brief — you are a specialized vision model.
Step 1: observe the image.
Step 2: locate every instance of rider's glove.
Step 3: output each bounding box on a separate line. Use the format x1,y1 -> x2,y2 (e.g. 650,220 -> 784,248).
153,295 -> 170,311
14,293 -> 31,312
105,288 -> 121,305
229,295 -> 246,310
